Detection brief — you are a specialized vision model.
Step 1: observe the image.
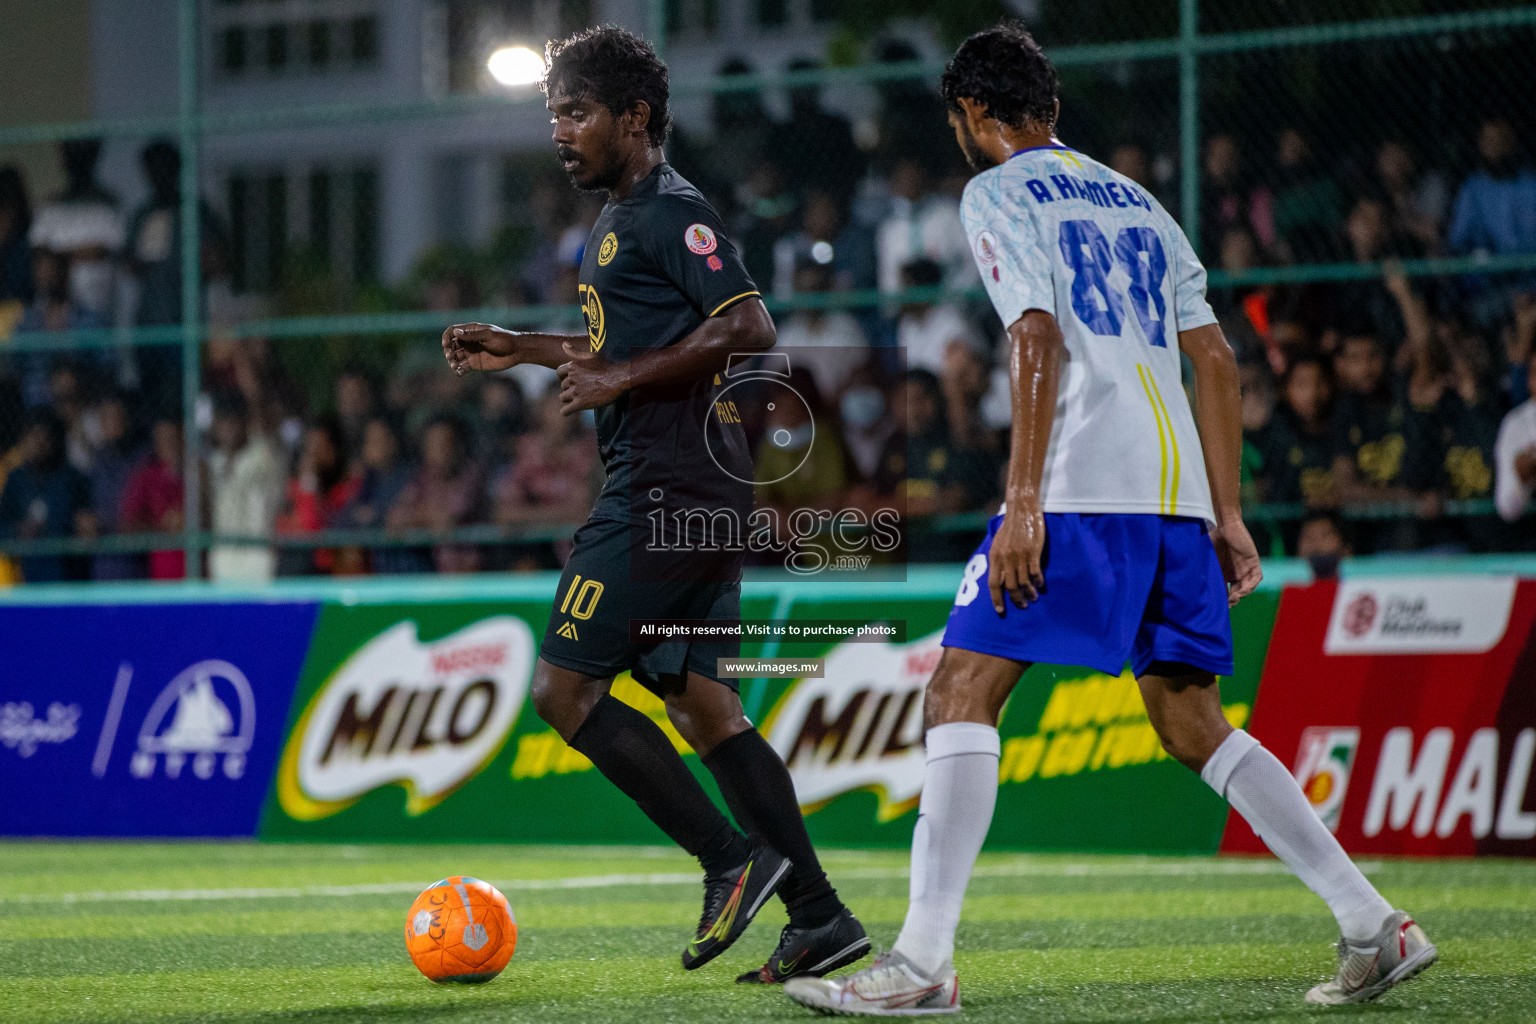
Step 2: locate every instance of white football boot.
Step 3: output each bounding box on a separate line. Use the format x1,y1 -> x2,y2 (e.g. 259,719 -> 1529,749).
784,949 -> 959,1016
1305,909 -> 1437,1005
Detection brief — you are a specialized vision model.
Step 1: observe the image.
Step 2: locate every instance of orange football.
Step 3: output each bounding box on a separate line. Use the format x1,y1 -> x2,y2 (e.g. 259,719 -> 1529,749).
404,876 -> 517,983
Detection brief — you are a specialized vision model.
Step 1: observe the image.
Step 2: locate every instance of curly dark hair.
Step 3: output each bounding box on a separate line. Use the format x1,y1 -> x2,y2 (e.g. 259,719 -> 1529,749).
543,26 -> 671,147
940,23 -> 1058,131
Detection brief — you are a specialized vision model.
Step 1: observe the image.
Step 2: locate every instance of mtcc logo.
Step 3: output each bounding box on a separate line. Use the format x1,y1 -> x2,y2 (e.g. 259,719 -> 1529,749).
130,659 -> 256,780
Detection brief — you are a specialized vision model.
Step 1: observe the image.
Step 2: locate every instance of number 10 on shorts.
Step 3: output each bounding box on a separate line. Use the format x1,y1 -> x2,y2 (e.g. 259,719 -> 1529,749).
560,575 -> 605,620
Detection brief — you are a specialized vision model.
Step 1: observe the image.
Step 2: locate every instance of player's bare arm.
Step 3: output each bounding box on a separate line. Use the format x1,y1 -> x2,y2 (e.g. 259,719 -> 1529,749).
989,309 -> 1062,615
442,323 -> 585,375
1179,321 -> 1262,605
556,296 -> 775,415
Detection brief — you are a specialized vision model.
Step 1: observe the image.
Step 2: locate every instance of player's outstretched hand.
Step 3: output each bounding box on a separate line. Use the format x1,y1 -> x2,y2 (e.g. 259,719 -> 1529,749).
988,507 -> 1046,615
557,341 -> 626,414
1212,519 -> 1263,607
442,323 -> 521,375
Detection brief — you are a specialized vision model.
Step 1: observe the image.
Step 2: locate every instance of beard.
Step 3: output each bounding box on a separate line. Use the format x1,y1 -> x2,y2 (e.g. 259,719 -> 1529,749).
957,122 -> 998,172
558,146 -> 620,194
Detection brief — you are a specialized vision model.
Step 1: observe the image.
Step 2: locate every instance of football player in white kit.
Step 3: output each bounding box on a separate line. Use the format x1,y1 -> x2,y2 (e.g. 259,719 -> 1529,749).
786,23 -> 1436,1016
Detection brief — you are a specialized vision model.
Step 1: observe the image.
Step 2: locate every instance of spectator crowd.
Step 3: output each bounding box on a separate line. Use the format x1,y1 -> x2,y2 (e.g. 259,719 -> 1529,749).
2,54 -> 1535,583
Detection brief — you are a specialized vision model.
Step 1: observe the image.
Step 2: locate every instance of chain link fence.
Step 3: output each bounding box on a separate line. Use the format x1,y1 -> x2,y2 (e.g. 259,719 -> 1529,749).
1,0 -> 1534,583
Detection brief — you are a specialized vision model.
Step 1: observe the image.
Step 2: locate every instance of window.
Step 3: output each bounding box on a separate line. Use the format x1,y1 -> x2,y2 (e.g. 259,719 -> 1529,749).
209,0 -> 380,80
306,20 -> 332,68
228,171 -> 287,293
228,162 -> 379,294
666,0 -> 719,36
350,168 -> 379,283
220,26 -> 247,73
308,170 -> 332,255
264,23 -> 288,71
349,16 -> 378,64
757,0 -> 787,28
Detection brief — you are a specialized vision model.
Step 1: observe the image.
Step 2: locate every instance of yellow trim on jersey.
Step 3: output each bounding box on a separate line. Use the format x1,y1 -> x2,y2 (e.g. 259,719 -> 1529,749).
1145,371 -> 1181,516
1137,365 -> 1171,514
709,291 -> 761,317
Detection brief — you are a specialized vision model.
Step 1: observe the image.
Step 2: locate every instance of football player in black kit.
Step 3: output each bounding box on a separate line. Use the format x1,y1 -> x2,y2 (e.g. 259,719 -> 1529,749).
442,27 -> 868,983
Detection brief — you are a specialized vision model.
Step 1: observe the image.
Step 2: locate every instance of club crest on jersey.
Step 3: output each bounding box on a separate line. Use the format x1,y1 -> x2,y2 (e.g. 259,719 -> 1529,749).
685,223 -> 718,255
597,232 -> 618,266
973,229 -> 1000,266
578,284 -> 605,352
707,254 -> 723,271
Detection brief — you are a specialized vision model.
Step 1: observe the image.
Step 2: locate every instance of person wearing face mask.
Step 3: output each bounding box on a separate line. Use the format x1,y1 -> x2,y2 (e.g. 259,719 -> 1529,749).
1296,510 -> 1351,579
27,139 -> 123,323
839,370 -> 894,481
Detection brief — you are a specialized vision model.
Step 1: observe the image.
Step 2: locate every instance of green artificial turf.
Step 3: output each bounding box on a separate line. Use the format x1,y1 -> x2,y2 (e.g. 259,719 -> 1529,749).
1,842 -> 1532,1023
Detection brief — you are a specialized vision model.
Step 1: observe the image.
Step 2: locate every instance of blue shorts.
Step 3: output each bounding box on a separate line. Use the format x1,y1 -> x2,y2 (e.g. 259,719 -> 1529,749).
942,513 -> 1235,677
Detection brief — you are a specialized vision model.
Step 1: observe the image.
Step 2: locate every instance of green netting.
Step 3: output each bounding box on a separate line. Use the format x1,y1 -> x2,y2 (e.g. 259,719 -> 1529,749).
1,0 -> 1534,583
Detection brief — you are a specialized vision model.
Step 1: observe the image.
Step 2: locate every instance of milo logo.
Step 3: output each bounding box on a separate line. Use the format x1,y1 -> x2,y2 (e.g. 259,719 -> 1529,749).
277,617 -> 534,820
765,631 -> 940,822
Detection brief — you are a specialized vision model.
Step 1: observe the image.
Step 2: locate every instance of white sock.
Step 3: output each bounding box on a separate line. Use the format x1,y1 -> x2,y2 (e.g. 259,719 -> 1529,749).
891,722 -> 1000,977
1203,729 -> 1393,939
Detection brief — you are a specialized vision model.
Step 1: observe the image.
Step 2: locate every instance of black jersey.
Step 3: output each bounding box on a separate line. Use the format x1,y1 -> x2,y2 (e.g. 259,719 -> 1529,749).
1332,389 -> 1408,488
1262,410 -> 1336,506
578,163 -> 760,528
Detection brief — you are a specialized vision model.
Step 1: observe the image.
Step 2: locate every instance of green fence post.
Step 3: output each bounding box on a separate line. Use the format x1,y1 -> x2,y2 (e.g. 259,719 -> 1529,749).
178,0 -> 203,580
648,0 -> 667,55
1179,0 -> 1200,253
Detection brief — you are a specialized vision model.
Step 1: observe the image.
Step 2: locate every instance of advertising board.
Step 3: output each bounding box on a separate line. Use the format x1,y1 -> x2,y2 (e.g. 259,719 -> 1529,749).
1221,578 -> 1536,857
754,588 -> 1280,853
0,603 -> 318,836
11,567 -> 1525,857
259,593 -> 782,842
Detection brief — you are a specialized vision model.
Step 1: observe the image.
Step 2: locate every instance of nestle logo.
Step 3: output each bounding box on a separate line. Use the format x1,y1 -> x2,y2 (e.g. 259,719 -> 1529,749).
279,619 -> 534,820
903,648 -> 941,677
1343,592 -> 1378,638
431,644 -> 507,677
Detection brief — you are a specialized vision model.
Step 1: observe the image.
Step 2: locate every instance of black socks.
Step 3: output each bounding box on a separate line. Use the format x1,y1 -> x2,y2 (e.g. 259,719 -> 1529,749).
568,695 -> 749,876
703,728 -> 843,927
566,695 -> 844,926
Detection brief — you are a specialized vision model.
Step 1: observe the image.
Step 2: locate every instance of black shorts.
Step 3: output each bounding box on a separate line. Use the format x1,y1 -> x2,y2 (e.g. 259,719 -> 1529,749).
539,516 -> 744,696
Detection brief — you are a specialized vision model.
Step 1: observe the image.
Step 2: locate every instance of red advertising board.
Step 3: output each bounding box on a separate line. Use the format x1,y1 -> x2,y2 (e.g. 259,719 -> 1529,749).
1222,577 -> 1536,857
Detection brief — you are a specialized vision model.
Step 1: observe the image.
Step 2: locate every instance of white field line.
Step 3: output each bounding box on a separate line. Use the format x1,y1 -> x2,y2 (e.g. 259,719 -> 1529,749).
0,859 -> 1382,906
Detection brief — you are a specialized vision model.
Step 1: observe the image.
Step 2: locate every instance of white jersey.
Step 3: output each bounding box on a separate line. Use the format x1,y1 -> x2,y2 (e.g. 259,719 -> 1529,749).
960,144 -> 1218,526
